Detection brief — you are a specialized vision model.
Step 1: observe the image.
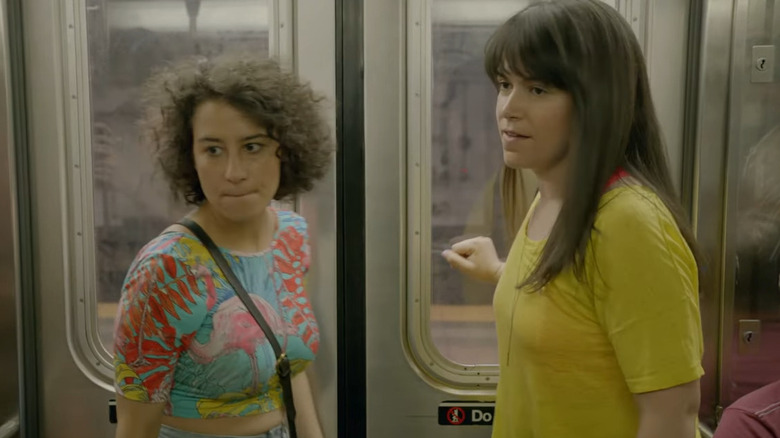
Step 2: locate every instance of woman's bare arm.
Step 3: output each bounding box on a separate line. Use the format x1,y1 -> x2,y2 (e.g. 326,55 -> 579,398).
115,396 -> 165,438
291,370 -> 325,438
634,379 -> 701,438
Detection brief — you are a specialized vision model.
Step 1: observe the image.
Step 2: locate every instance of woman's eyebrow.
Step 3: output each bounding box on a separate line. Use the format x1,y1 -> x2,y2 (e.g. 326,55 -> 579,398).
497,69 -> 533,81
196,133 -> 270,143
242,133 -> 271,141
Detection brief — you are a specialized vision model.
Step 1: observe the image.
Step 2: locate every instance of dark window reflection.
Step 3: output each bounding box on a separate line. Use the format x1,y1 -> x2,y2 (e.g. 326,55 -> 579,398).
428,24 -> 522,366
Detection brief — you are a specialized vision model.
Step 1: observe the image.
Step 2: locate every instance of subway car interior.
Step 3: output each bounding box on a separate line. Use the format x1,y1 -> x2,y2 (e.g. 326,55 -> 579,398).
0,0 -> 779,437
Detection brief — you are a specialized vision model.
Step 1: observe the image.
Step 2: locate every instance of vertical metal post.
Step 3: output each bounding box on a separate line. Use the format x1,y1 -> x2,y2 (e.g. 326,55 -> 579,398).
336,0 -> 367,436
3,0 -> 37,435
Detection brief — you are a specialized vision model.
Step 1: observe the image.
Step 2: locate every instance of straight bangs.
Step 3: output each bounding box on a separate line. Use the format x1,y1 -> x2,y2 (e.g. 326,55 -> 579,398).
484,4 -> 573,91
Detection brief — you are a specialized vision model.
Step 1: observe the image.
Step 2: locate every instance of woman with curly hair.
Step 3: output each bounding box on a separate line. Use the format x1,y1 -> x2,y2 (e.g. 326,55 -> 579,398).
112,55 -> 332,438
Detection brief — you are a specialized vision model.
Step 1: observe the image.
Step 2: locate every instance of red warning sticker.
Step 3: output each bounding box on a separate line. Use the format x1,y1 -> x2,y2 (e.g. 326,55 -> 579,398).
446,407 -> 466,425
438,401 -> 494,426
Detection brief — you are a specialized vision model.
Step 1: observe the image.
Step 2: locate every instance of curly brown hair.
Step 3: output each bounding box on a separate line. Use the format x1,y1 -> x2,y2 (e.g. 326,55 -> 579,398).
141,55 -> 333,203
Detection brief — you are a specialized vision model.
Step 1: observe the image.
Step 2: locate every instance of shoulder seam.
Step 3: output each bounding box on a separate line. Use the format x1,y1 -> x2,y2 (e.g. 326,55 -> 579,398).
757,401 -> 780,417
133,233 -> 200,270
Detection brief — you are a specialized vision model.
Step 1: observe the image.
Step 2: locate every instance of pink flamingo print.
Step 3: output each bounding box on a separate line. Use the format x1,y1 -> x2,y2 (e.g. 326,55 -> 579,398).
188,295 -> 297,389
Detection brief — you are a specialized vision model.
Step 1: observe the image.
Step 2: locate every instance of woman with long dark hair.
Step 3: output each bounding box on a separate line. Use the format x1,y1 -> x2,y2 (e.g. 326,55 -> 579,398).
442,1 -> 704,437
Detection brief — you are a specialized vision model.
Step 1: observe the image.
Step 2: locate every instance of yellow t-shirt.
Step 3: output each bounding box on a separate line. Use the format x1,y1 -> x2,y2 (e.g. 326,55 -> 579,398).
492,185 -> 704,438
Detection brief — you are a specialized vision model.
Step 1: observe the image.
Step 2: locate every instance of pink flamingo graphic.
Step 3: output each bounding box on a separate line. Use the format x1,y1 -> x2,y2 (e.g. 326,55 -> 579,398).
188,295 -> 297,389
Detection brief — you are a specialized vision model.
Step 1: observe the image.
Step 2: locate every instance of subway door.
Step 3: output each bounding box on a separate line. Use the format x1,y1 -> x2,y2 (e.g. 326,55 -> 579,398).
21,0 -> 337,436
364,1 -> 696,437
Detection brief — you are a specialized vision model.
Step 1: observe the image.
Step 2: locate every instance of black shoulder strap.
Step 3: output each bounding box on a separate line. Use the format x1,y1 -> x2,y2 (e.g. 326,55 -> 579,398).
177,218 -> 297,438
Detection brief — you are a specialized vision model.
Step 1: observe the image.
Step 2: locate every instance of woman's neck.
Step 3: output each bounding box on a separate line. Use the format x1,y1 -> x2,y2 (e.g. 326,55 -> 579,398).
192,203 -> 276,253
534,157 -> 569,203
526,157 -> 569,241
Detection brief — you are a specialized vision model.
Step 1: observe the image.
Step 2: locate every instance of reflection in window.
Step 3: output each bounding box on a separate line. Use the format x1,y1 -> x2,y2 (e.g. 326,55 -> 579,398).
428,13 -> 522,366
731,102 -> 780,402
86,0 -> 271,351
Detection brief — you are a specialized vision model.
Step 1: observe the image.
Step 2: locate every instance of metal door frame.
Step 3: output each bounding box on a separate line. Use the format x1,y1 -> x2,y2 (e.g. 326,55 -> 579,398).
335,0 -> 368,437
0,0 -> 25,436
689,0 -> 736,430
4,0 -> 37,435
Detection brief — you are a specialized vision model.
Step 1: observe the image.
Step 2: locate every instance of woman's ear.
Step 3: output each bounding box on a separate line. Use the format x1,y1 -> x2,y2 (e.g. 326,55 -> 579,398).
275,145 -> 287,161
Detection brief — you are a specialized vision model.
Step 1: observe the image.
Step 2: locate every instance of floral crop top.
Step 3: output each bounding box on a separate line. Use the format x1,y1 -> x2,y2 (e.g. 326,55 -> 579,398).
113,210 -> 319,418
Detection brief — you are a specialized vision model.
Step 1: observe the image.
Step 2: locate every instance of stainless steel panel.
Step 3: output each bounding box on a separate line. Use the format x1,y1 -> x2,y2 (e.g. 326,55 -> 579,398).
693,0 -> 736,428
720,0 -> 780,408
737,319 -> 762,354
645,0 -> 693,193
23,0 -> 117,433
0,0 -> 20,432
296,2 -> 338,436
751,45 -> 775,82
366,0 -> 491,435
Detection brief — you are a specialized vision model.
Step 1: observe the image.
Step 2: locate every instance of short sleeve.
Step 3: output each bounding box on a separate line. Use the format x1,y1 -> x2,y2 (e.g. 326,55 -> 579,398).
113,252 -> 210,403
278,211 -> 310,274
592,192 -> 704,394
274,211 -> 319,359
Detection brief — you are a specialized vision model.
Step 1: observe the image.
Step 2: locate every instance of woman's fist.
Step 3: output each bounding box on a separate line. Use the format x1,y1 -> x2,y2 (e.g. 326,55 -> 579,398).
442,236 -> 505,284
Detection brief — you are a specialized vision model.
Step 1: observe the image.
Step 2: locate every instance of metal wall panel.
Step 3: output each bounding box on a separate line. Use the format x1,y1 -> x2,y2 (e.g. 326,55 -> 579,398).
296,2 -> 339,437
645,0 -> 693,193
0,0 -> 20,436
694,0 -> 780,429
364,0 -> 494,436
22,0 -> 117,434
719,0 -> 780,411
691,0 -> 736,429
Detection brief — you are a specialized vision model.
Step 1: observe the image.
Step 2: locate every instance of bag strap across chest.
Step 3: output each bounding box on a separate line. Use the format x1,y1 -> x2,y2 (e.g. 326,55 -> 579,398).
177,218 -> 297,438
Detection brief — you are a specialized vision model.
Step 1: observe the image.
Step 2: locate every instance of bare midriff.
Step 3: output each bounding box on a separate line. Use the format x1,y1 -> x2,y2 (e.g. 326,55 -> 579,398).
161,409 -> 285,436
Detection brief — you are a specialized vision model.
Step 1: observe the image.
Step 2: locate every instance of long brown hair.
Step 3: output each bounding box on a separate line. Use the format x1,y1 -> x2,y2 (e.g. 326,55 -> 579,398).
485,0 -> 700,290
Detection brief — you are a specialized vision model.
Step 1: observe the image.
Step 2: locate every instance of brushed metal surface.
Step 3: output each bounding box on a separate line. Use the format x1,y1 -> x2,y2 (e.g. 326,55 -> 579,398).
296,1 -> 338,436
719,0 -> 780,408
737,319 -> 762,354
0,0 -> 20,432
692,0 -> 736,428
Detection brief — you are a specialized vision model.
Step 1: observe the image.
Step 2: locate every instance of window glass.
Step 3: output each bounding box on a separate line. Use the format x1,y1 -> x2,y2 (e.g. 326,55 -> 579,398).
428,9 -> 521,366
86,0 -> 271,352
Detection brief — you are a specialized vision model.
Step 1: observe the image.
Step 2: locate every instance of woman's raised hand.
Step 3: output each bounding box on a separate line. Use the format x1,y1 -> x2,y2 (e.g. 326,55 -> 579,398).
442,237 -> 505,285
